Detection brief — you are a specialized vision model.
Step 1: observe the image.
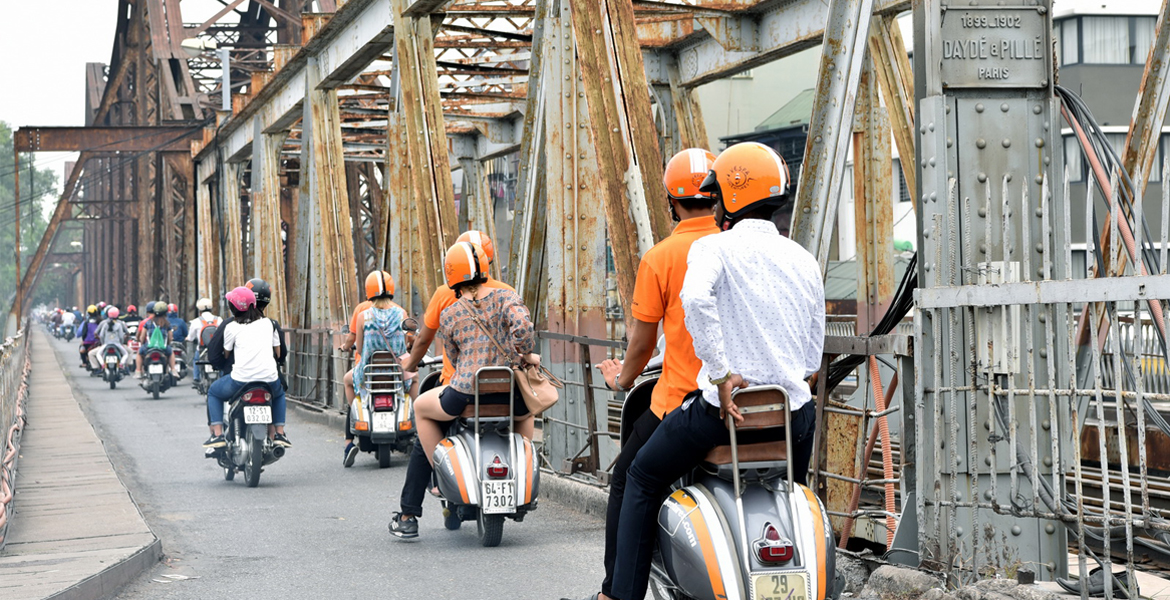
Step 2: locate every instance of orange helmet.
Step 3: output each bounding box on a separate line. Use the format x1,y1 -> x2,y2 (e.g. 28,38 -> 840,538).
700,142 -> 791,227
443,242 -> 489,289
364,271 -> 395,300
663,148 -> 717,201
456,231 -> 495,263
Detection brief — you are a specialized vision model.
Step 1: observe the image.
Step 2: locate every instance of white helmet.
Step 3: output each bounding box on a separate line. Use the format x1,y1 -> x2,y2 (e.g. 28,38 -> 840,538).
196,297 -> 213,311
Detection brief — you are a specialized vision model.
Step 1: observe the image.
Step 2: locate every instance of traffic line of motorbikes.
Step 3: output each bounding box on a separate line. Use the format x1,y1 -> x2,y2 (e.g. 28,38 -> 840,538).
45,316 -> 832,598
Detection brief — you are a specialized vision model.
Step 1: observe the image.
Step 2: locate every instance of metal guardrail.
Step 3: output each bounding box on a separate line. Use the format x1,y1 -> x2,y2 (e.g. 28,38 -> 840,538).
0,329 -> 31,550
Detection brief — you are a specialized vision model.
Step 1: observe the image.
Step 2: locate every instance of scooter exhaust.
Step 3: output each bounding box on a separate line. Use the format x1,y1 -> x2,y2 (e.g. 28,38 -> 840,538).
271,445 -> 286,459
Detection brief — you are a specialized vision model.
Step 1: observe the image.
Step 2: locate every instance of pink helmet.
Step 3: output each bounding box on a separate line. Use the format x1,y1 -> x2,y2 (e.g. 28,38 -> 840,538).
225,287 -> 256,312
106,307 -> 120,319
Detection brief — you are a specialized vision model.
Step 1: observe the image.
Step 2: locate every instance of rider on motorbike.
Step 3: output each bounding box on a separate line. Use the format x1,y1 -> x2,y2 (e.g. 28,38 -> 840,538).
166,303 -> 190,342
389,241 -> 539,539
607,142 -> 825,600
135,302 -> 179,378
400,230 -> 513,382
77,305 -> 102,368
88,306 -> 130,370
206,278 -> 289,382
202,286 -> 290,449
569,148 -> 721,600
187,298 -> 222,386
340,271 -> 410,466
121,304 -> 142,325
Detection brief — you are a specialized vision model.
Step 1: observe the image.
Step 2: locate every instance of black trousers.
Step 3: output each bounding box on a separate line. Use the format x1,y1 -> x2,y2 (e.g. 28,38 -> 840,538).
610,397 -> 816,600
601,409 -> 664,598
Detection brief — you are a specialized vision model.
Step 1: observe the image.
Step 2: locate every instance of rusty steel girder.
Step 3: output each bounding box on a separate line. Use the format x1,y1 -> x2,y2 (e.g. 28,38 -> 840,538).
13,127 -> 199,153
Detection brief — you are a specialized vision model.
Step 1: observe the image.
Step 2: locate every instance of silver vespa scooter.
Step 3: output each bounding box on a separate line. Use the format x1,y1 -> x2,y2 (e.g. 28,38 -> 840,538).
621,377 -> 835,600
432,367 -> 540,547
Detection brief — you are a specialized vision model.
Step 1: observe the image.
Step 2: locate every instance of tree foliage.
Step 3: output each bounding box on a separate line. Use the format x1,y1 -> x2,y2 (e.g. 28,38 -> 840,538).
0,120 -> 68,327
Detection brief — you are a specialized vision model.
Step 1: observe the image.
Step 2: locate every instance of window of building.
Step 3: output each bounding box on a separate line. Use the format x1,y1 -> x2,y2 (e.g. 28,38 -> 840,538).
1062,15 -> 1157,65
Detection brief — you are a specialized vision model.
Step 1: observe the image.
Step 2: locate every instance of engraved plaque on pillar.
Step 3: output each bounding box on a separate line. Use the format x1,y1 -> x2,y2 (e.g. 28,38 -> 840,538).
940,5 -> 1049,88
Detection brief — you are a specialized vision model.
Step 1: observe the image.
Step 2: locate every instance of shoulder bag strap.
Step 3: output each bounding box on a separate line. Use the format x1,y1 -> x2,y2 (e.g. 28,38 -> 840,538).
461,298 -> 520,367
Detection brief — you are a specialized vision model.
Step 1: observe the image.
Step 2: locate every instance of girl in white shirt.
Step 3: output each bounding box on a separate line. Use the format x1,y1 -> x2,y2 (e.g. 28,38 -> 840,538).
202,287 -> 290,449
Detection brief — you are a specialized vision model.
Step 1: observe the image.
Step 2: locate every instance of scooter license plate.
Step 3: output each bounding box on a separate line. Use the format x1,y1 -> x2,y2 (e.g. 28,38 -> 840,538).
205,364 -> 215,373
481,480 -> 515,514
751,571 -> 809,600
372,412 -> 395,433
105,356 -> 119,364
244,406 -> 272,424
148,364 -> 164,374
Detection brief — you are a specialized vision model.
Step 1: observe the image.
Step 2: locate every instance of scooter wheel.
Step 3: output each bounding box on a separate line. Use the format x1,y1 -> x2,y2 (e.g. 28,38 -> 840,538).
224,466 -> 235,481
109,379 -> 116,390
477,512 -> 504,547
443,509 -> 462,531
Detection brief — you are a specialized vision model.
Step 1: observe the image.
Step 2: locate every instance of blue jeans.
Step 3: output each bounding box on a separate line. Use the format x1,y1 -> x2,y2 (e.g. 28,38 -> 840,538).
207,377 -> 286,427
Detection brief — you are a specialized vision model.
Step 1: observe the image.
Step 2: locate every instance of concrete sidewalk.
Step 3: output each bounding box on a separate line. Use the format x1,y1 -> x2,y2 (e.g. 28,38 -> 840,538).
0,331 -> 160,600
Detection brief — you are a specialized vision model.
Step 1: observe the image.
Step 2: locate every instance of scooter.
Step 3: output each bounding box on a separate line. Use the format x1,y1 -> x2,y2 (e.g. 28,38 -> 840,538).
140,347 -> 174,400
621,381 -> 835,600
63,325 -> 75,342
349,352 -> 414,468
171,342 -> 189,381
212,381 -> 285,487
101,345 -> 125,389
194,326 -> 220,395
432,367 -> 539,547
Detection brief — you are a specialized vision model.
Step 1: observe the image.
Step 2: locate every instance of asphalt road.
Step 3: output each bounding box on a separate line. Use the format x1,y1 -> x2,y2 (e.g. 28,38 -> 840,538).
44,335 -> 605,600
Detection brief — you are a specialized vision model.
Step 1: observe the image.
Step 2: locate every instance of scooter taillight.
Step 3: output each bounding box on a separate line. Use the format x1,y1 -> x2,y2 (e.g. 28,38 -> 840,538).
242,390 -> 271,405
755,523 -> 794,564
487,455 -> 509,479
372,395 -> 395,411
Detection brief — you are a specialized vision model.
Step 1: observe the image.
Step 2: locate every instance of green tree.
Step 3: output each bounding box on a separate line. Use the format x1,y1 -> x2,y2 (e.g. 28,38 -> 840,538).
0,120 -> 62,330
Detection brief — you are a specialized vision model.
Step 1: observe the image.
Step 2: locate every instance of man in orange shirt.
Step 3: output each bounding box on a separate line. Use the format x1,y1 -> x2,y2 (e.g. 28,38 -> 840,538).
570,148 -> 720,600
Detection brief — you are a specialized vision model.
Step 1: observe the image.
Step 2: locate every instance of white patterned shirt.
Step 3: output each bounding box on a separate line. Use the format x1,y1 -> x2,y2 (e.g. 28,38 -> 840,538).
680,219 -> 825,410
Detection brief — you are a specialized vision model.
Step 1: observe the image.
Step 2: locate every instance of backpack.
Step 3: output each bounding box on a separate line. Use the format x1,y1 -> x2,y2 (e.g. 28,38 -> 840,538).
146,321 -> 169,350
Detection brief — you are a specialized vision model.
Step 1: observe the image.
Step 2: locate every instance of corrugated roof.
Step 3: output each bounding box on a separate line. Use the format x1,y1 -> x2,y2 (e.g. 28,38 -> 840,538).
755,88 -> 816,132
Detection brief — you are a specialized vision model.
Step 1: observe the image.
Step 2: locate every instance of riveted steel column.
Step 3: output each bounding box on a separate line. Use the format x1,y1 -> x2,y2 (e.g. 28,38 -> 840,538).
567,0 -> 670,322
913,0 -> 1065,582
303,56 -> 358,330
791,0 -> 876,268
392,0 -> 459,303
196,156 -> 220,302
852,56 -> 895,334
219,159 -> 245,290
251,113 -> 290,324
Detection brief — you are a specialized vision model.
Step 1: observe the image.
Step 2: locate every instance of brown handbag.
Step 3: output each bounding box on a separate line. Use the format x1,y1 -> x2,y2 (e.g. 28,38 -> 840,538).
463,299 -> 563,415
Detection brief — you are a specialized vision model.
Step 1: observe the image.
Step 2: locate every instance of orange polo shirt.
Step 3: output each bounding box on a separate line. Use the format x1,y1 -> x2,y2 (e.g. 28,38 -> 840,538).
424,277 -> 516,383
630,215 -> 720,418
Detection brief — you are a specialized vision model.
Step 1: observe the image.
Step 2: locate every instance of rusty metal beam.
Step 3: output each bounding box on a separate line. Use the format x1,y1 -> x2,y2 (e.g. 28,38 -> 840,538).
13,126 -> 199,154
868,14 -> 915,207
790,0 -> 875,269
569,0 -> 671,323
851,55 -> 894,334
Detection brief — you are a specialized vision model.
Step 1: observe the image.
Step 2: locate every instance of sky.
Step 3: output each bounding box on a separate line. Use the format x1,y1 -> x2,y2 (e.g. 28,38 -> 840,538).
0,1 -> 228,194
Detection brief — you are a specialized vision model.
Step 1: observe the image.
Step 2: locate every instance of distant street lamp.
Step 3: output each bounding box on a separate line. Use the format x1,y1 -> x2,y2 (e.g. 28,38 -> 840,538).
179,37 -> 218,58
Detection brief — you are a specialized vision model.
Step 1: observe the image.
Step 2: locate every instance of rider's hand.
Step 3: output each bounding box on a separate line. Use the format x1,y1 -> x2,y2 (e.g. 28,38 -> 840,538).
520,353 -> 541,368
718,373 -> 748,424
596,359 -> 623,391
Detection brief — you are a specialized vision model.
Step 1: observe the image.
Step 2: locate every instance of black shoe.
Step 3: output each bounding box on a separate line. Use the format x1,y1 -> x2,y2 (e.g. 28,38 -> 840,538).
273,433 -> 292,448
1057,567 -> 1139,598
203,435 -> 227,448
388,512 -> 419,539
343,442 -> 358,468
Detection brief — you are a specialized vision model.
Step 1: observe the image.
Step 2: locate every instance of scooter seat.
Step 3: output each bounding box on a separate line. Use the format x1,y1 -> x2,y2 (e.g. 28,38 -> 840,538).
703,441 -> 787,465
460,404 -> 512,418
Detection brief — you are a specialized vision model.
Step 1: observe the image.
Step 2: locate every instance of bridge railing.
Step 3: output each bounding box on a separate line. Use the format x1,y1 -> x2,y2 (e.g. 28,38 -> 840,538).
0,329 -> 31,551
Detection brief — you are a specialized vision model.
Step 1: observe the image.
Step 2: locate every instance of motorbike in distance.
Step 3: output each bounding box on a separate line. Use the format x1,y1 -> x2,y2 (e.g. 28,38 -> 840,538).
210,381 -> 285,487
171,342 -> 189,381
193,325 -> 220,396
140,347 -> 174,399
101,345 -> 125,389
432,367 -> 539,547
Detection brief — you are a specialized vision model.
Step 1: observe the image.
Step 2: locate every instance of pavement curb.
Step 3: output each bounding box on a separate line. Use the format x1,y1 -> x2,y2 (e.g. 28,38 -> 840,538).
289,399 -> 346,430
42,538 -> 163,600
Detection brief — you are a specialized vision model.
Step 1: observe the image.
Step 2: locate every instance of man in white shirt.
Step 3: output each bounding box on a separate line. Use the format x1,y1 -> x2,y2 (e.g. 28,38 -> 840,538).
608,142 -> 825,600
187,297 -> 222,386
